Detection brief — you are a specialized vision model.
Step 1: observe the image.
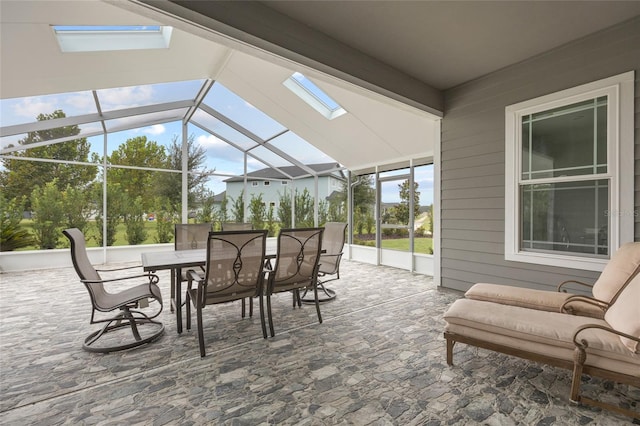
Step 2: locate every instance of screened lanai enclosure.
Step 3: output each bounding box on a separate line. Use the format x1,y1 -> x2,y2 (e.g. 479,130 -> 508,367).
0,1 -> 440,274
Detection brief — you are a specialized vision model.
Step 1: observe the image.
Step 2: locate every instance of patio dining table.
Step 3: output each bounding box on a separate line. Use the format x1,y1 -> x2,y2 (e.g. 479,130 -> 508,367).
141,238 -> 279,334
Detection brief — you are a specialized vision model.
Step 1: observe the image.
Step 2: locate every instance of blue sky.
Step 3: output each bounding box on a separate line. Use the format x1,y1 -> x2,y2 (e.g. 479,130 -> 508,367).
0,79 -> 433,205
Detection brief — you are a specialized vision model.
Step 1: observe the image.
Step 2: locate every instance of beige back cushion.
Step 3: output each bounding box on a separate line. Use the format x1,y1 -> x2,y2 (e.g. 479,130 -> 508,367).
592,242 -> 640,302
604,273 -> 640,353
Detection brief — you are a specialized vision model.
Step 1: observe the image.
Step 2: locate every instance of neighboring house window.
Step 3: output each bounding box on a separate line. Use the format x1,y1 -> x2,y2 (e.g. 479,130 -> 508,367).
264,181 -> 270,186
281,181 -> 288,185
505,71 -> 634,272
251,181 -> 259,187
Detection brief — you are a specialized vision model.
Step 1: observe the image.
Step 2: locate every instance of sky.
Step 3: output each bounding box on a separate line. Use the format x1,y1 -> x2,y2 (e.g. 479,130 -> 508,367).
0,79 -> 433,205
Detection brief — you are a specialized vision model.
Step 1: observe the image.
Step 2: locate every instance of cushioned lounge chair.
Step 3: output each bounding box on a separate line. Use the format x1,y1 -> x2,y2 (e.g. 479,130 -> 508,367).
443,271 -> 640,419
465,242 -> 640,318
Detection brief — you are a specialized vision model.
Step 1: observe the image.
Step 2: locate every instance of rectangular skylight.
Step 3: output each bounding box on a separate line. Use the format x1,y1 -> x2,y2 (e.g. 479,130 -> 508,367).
53,25 -> 172,53
283,72 -> 347,120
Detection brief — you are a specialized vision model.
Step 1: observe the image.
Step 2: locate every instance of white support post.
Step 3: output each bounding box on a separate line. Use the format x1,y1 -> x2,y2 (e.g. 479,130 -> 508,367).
181,122 -> 188,223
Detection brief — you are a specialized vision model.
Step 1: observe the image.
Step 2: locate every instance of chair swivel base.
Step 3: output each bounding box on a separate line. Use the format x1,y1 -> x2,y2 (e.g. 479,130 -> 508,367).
83,312 -> 165,353
300,283 -> 336,303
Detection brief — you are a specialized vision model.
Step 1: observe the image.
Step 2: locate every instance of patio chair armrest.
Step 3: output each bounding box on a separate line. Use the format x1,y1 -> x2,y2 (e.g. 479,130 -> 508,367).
560,295 -> 609,315
82,272 -> 159,285
572,323 -> 640,348
557,279 -> 594,292
95,264 -> 141,272
186,269 -> 204,290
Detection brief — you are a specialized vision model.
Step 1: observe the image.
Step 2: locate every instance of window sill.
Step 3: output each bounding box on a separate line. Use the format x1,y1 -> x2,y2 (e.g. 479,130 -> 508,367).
505,251 -> 608,272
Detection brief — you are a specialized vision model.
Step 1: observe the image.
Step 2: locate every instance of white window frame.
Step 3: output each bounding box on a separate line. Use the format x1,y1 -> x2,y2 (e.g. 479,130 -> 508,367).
505,71 -> 634,272
251,181 -> 259,187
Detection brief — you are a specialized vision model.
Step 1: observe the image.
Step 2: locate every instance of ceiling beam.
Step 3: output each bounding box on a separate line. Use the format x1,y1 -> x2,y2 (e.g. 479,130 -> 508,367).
128,0 -> 444,116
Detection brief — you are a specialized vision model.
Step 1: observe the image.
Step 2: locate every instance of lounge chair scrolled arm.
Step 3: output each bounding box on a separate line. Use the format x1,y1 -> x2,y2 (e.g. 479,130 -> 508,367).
560,295 -> 608,315
572,323 -> 640,348
557,279 -> 594,293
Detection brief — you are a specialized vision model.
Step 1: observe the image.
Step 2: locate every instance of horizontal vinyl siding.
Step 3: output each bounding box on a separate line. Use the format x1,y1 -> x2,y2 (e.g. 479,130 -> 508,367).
439,16 -> 640,292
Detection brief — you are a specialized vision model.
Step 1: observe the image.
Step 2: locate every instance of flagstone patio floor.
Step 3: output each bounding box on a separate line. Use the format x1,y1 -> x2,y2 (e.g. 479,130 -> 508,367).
0,259 -> 637,425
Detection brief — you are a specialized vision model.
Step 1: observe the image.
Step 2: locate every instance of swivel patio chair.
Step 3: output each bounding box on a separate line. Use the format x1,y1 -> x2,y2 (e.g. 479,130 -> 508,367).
301,222 -> 347,303
185,230 -> 268,357
265,227 -> 324,337
63,228 -> 164,353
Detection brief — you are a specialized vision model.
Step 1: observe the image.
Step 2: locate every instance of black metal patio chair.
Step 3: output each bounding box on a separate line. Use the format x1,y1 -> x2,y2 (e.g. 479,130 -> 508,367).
265,227 -> 324,337
185,230 -> 268,357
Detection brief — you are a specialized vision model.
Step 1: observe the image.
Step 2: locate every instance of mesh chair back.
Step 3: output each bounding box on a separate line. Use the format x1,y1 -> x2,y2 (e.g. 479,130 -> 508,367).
221,222 -> 253,231
199,230 -> 268,305
272,228 -> 324,291
175,223 -> 211,251
319,222 -> 347,274
63,228 -> 108,309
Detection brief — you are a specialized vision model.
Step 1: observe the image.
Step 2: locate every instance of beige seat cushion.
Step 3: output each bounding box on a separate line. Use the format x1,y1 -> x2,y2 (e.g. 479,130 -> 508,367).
444,298 -> 640,375
604,273 -> 640,353
465,283 -> 604,318
592,242 -> 640,302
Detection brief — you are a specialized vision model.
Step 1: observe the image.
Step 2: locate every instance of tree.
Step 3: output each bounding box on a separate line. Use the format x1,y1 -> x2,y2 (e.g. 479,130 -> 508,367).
155,134 -> 210,212
195,189 -> 216,224
230,190 -> 245,222
107,136 -> 166,212
62,184 -> 92,234
94,182 -> 124,247
294,188 -> 314,227
30,180 -> 65,249
248,194 -> 266,230
0,110 -> 97,210
395,179 -> 420,225
123,195 -> 147,245
0,194 -> 34,251
277,191 -> 292,228
154,197 -> 178,244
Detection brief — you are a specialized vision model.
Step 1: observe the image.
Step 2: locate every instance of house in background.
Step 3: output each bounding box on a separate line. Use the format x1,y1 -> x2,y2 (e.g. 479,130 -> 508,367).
224,163 -> 346,214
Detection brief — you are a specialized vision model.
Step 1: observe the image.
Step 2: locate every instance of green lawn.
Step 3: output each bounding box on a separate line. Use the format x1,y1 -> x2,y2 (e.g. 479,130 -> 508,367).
380,237 -> 433,254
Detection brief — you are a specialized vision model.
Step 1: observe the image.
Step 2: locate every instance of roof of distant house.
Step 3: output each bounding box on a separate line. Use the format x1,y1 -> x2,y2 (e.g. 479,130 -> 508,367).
224,162 -> 344,182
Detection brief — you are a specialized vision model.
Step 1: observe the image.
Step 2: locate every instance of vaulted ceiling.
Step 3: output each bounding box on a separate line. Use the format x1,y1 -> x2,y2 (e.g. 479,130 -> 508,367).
2,0 -> 638,171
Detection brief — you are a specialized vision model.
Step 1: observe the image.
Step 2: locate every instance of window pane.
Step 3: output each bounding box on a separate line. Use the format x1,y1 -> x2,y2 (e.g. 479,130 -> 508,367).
522,97 -> 607,179
521,179 -> 608,256
352,174 -> 375,247
414,164 -> 434,254
380,176 -> 410,252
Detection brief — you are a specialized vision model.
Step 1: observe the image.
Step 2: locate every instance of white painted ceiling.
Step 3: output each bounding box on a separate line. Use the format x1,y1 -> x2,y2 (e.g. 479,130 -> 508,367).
2,1 -> 638,171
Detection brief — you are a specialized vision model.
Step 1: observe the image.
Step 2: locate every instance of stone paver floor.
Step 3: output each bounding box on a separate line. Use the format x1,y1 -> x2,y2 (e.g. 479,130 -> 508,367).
0,260 -> 637,425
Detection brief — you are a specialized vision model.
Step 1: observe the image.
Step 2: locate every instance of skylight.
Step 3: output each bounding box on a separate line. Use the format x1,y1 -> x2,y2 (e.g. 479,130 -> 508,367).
52,25 -> 172,53
283,72 -> 347,120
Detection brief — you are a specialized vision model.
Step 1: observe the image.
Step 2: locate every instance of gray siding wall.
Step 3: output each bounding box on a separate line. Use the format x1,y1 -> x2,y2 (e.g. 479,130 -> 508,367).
440,17 -> 640,292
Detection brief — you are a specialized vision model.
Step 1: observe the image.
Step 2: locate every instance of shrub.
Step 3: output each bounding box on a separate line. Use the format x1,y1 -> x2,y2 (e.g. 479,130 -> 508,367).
0,194 -> 34,251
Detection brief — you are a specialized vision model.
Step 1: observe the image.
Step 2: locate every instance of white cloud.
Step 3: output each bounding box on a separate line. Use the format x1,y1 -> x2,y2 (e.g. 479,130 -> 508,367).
65,93 -> 95,111
97,85 -> 154,110
196,134 -> 225,148
143,124 -> 166,135
12,97 -> 57,119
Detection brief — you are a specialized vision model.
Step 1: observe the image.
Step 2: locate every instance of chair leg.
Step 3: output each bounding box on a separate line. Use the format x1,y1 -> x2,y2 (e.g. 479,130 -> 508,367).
242,298 -> 246,318
197,305 -> 205,357
570,346 -> 587,404
446,336 -> 455,366
185,292 -> 192,331
259,295 -> 267,339
267,293 -> 275,337
314,283 -> 322,324
249,297 -> 253,317
123,307 -> 142,341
